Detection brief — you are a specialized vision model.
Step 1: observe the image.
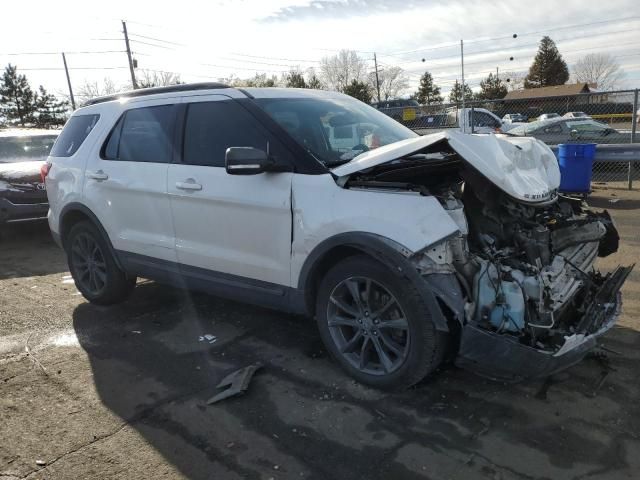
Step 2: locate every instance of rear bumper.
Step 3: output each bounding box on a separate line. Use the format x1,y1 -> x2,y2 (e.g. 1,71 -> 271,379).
455,265 -> 633,381
0,196 -> 49,224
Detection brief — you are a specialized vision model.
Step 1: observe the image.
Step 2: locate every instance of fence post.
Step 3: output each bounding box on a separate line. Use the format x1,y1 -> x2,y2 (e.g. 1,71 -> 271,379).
629,89 -> 638,190
471,106 -> 475,134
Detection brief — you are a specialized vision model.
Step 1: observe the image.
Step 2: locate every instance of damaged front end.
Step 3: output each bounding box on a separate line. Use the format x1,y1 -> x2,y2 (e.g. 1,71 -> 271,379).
336,132 -> 633,381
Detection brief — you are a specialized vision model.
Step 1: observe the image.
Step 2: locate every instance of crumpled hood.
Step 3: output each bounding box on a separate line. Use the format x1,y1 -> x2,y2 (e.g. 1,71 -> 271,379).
332,131 -> 561,204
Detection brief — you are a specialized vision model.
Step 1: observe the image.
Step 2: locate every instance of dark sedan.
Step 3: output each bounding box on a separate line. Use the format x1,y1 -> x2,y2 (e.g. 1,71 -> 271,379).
0,129 -> 59,224
508,118 -> 632,145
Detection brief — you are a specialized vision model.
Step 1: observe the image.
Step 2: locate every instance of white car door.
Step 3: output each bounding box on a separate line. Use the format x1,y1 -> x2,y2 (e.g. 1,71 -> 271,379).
168,95 -> 294,287
83,98 -> 178,263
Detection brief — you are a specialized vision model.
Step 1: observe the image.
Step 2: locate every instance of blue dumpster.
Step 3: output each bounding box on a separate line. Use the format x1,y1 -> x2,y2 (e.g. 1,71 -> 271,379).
556,143 -> 597,193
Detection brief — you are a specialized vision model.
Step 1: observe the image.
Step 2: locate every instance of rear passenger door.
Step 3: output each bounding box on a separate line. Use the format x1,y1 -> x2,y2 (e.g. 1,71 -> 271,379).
167,95 -> 294,288
83,99 -> 178,263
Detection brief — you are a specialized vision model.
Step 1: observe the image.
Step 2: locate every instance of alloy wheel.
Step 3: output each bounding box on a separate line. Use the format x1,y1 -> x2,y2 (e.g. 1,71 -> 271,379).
326,276 -> 410,376
70,232 -> 107,296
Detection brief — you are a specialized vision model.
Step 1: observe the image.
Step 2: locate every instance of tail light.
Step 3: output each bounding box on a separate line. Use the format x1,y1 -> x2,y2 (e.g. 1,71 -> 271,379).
40,162 -> 51,184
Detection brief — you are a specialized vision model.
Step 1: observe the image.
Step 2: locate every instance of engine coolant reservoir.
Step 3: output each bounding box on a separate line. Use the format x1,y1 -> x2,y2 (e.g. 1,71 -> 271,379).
475,263 -> 526,333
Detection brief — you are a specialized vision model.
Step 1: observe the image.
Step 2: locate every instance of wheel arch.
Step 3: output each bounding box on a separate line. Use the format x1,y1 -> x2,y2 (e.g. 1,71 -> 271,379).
59,202 -> 124,271
297,232 -> 453,332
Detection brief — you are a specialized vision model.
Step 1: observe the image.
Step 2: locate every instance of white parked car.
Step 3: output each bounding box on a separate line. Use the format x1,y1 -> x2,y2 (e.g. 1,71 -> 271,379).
45,84 -> 631,388
563,111 -> 591,119
538,113 -> 561,121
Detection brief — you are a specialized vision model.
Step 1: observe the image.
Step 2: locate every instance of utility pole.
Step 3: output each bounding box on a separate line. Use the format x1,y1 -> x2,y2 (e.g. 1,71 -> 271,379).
61,52 -> 75,110
122,20 -> 137,89
373,52 -> 381,103
460,39 -> 466,133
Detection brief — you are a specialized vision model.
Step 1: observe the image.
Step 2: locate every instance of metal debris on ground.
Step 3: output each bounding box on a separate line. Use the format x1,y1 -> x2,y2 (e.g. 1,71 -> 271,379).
207,363 -> 263,404
198,334 -> 217,344
586,350 -> 615,397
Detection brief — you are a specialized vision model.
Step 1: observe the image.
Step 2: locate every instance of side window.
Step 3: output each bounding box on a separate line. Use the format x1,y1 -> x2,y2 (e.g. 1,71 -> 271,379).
50,114 -> 99,157
473,112 -> 499,128
102,105 -> 175,163
183,100 -> 290,168
543,124 -> 563,134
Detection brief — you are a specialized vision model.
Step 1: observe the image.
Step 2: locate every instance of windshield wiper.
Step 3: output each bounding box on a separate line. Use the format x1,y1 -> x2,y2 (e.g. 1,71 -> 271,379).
324,158 -> 353,167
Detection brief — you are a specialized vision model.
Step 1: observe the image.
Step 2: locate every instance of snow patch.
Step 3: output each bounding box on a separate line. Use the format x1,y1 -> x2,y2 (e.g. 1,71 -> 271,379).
50,332 -> 80,347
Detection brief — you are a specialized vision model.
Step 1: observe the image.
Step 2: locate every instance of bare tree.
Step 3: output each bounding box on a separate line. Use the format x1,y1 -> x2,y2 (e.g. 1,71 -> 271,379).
320,50 -> 368,92
572,53 -> 624,91
503,71 -> 526,91
369,66 -> 409,101
75,78 -> 121,103
137,69 -> 182,88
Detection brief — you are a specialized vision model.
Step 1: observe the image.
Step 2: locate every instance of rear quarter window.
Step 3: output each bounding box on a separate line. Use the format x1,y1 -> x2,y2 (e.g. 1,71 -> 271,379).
50,114 -> 100,157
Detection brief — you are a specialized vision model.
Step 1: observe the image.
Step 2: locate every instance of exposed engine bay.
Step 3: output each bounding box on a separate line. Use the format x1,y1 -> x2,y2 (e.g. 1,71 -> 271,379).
339,136 -> 633,379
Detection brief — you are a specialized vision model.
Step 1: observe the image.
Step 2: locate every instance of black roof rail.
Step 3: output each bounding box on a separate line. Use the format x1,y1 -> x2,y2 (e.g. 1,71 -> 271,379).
82,82 -> 232,106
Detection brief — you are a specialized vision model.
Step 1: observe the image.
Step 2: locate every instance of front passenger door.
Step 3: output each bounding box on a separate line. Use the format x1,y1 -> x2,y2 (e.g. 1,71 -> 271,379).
168,95 -> 294,288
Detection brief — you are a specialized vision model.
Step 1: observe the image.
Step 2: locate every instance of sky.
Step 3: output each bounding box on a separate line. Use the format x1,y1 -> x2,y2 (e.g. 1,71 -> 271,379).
0,0 -> 638,100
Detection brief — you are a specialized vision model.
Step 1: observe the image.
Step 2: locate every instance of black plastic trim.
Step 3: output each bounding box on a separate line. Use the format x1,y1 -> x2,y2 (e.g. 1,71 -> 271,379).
83,82 -> 231,106
116,250 -> 306,314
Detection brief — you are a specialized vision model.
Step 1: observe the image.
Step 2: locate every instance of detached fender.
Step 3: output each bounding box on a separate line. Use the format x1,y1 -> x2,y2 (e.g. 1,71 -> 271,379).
297,232 -> 455,332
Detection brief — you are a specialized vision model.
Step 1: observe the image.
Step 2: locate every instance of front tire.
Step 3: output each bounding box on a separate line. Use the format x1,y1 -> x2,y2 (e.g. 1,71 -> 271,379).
66,221 -> 136,305
315,255 -> 445,390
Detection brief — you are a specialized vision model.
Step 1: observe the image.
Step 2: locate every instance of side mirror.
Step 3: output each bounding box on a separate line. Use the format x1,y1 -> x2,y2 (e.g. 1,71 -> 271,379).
225,147 -> 270,175
569,129 -> 579,139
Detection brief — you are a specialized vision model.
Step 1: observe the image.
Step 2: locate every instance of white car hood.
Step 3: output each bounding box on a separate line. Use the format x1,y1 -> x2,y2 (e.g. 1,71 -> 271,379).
332,131 -> 561,204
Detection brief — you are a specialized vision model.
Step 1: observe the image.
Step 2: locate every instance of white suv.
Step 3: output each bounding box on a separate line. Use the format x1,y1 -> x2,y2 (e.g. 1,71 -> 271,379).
45,83 -> 631,389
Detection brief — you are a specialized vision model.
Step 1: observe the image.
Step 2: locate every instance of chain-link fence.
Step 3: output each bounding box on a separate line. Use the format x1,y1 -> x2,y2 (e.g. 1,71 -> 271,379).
380,88 -> 640,189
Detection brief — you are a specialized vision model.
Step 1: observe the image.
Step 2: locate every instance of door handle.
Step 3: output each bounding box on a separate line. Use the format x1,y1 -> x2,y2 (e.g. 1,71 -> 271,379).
86,170 -> 109,181
175,180 -> 202,191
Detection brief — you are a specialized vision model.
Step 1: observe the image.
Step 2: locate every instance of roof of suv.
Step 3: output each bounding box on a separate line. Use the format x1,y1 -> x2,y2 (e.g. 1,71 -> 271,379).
83,82 -> 230,106
82,84 -> 349,107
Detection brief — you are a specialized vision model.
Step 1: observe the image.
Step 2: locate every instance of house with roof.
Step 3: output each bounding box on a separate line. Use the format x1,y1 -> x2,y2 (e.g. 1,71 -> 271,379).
500,83 -> 614,117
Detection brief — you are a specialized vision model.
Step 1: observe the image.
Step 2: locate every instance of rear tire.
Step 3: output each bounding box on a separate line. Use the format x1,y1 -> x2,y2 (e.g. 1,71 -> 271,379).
66,221 -> 136,305
315,255 -> 446,390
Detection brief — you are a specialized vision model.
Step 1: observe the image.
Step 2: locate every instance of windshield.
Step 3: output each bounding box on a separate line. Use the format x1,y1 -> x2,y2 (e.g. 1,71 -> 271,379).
0,134 -> 58,163
255,95 -> 417,166
565,120 -> 610,132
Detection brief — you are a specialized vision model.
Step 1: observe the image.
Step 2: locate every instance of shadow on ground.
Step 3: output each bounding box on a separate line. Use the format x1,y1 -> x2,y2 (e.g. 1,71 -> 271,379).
73,281 -> 640,480
0,221 -> 67,280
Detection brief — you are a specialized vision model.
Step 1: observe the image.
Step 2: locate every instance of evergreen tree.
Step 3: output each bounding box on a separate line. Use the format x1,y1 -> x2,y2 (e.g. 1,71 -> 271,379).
285,71 -> 306,88
415,71 -> 442,105
343,79 -> 372,103
34,86 -> 68,128
524,36 -> 569,88
477,73 -> 508,100
0,64 -> 36,126
306,74 -> 324,89
448,80 -> 473,104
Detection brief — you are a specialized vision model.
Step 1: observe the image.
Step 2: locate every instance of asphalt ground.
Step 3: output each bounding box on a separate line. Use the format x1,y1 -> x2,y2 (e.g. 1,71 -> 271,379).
1,184 -> 639,480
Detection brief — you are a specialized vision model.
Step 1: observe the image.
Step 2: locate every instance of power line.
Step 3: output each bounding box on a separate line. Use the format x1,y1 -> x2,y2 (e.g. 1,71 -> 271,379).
386,29 -> 640,70
128,33 -> 185,47
228,52 -> 321,64
17,66 -> 129,71
129,39 -> 174,50
0,50 -> 125,56
378,15 -> 640,59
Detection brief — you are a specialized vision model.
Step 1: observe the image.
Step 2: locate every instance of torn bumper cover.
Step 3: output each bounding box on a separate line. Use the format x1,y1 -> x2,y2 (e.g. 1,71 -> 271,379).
455,265 -> 633,381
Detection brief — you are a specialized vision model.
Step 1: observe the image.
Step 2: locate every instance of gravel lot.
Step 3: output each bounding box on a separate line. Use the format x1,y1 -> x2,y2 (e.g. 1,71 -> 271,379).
1,185 -> 639,480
